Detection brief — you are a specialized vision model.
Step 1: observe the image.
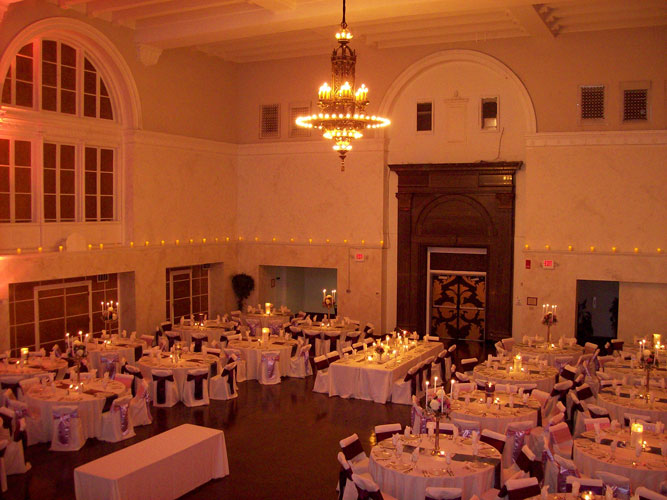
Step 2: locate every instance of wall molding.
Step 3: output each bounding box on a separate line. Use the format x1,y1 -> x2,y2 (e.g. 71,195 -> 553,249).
237,138 -> 387,157
124,129 -> 238,157
525,130 -> 667,147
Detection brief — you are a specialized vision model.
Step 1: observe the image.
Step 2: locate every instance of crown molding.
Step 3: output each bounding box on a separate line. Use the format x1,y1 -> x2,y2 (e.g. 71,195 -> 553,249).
526,130 -> 667,147
124,129 -> 238,156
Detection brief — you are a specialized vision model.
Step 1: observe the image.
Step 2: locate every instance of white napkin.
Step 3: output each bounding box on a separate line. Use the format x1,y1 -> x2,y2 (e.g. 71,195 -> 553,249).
103,372 -> 109,380
445,452 -> 452,465
522,392 -> 529,404
427,425 -> 434,436
559,337 -> 564,348
180,316 -> 185,325
509,393 -> 514,408
396,442 -> 404,457
594,422 -> 601,442
412,446 -> 420,462
610,419 -> 619,430
472,430 -> 480,444
660,378 -> 666,389
610,440 -> 617,458
121,330 -> 127,338
635,441 -> 642,458
487,356 -> 492,367
453,426 -> 459,438
392,434 -> 399,446
472,443 -> 479,456
661,442 -> 667,457
404,426 -> 411,436
130,331 -> 136,340
541,486 -> 549,500
606,486 -> 613,500
572,481 -> 580,497
615,385 -> 621,396
464,394 -> 470,404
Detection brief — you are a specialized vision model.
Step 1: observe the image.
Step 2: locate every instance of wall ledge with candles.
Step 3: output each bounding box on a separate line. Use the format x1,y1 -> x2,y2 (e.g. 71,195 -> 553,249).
522,245 -> 664,256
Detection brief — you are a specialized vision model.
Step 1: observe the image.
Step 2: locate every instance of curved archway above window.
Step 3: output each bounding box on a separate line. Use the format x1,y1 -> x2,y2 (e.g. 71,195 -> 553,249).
0,17 -> 142,129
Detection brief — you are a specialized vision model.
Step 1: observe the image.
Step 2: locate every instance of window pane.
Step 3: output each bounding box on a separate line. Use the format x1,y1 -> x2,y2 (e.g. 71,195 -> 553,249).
60,89 -> 75,114
84,71 -> 96,94
60,194 -> 75,220
42,41 -> 57,63
85,171 -> 96,194
60,169 -> 75,194
14,193 -> 31,221
100,79 -> 108,97
100,172 -> 113,195
85,147 -> 96,170
61,44 -> 76,67
43,143 -> 56,169
100,97 -> 113,120
60,145 -> 75,170
15,166 -> 31,193
0,166 -> 9,192
42,61 -> 57,86
44,194 -> 56,221
2,77 -> 10,104
16,56 -> 33,82
84,58 -> 95,71
0,193 -> 9,222
0,139 -> 8,165
85,195 -> 97,220
100,196 -> 113,220
84,94 -> 96,117
14,140 -> 31,167
18,43 -> 32,57
15,81 -> 32,107
61,66 -> 76,91
100,149 -> 113,171
42,86 -> 57,111
43,168 -> 56,193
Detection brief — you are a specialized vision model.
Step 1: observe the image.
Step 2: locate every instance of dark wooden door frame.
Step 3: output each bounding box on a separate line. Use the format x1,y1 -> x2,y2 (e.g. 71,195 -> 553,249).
389,162 -> 522,341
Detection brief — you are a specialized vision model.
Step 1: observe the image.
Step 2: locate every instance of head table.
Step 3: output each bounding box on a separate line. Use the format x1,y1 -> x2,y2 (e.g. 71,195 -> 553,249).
328,341 -> 443,403
596,384 -> 667,426
573,429 -> 667,491
449,389 -> 540,434
369,434 -> 500,500
227,338 -> 296,380
473,362 -> 558,394
25,378 -> 127,442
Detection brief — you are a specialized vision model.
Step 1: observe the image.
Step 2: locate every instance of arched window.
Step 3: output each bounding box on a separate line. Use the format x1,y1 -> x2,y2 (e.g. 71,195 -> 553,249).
0,16 -> 139,248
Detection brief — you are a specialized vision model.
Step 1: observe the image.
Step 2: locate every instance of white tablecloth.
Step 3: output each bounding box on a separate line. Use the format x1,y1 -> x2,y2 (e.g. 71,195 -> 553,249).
596,386 -> 667,425
227,339 -> 295,380
0,358 -> 68,381
513,343 -> 583,366
329,342 -> 443,403
136,353 -> 220,395
473,363 -> 558,394
573,432 -> 667,491
74,424 -> 229,500
86,342 -> 142,373
244,313 -> 291,328
370,435 -> 499,500
25,379 -> 128,442
603,362 -> 667,386
171,325 -> 235,346
449,390 -> 540,434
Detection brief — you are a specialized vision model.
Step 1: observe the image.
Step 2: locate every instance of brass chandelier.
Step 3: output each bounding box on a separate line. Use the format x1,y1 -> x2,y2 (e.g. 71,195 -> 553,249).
295,0 -> 390,171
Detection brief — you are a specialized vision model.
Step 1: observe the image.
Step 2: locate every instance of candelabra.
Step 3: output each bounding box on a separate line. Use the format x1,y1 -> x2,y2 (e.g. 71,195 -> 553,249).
101,301 -> 119,334
322,289 -> 337,325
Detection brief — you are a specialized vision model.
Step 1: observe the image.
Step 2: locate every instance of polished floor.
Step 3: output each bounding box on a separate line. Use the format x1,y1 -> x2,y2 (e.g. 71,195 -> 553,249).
5,340 -> 492,500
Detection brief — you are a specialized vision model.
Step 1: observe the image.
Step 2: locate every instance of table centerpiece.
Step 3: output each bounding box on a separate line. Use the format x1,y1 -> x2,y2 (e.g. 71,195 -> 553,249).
424,383 -> 451,455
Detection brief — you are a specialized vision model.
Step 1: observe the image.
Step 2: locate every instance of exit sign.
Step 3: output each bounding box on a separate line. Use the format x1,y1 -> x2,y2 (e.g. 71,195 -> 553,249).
354,253 -> 365,262
542,259 -> 555,270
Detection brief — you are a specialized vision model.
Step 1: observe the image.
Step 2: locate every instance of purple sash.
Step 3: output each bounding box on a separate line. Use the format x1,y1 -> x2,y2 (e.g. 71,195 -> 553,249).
507,427 -> 530,463
222,365 -> 235,394
508,483 -> 541,500
152,373 -> 174,405
411,406 -> 432,434
608,484 -> 631,498
192,337 -> 205,353
187,372 -> 208,400
261,353 -> 280,378
341,438 -> 364,461
53,408 -> 78,445
102,394 -> 118,413
301,350 -> 310,372
100,354 -> 119,379
113,401 -> 131,435
246,319 -> 261,336
556,464 -> 580,493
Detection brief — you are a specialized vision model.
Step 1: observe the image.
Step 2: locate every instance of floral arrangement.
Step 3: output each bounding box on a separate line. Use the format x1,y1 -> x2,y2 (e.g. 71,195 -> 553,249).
322,294 -> 335,308
374,345 -> 385,355
71,340 -> 87,359
427,387 -> 451,417
542,311 -> 558,326
640,349 -> 658,369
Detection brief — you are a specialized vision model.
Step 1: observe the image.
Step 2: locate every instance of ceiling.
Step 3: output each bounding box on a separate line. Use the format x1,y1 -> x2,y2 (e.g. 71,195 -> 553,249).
44,0 -> 667,62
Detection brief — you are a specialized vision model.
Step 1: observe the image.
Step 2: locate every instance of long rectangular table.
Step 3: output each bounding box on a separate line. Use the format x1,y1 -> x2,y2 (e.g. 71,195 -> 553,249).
74,424 -> 229,500
328,342 -> 443,403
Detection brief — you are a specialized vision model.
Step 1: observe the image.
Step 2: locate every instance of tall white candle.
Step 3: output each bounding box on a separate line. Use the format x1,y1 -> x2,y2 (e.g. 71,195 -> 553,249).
425,381 -> 429,408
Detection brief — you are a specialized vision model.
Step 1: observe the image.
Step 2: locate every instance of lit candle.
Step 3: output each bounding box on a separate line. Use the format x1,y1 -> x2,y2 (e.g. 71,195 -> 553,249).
434,376 -> 438,390
265,302 -> 271,315
425,381 -> 429,408
66,332 -> 70,348
20,347 -> 28,360
323,289 -> 326,300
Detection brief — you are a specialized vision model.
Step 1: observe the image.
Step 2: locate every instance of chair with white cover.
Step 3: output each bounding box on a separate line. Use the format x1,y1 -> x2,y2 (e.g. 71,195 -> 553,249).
427,421 -> 457,435
312,355 -> 330,393
424,335 -> 440,342
339,433 -> 369,474
351,473 -> 398,500
596,471 -> 631,500
182,368 -> 210,406
224,348 -> 247,382
431,350 -> 448,382
245,317 -> 261,337
459,357 -> 478,374
190,332 -> 208,353
150,369 -> 179,407
565,477 -> 605,495
113,373 -> 134,394
210,362 -> 238,400
503,420 -> 534,468
100,395 -> 135,442
585,404 -> 611,421
480,429 -> 506,454
290,344 -> 312,378
17,377 -> 40,402
425,487 -> 463,500
141,334 -> 154,348
129,379 -> 152,426
0,407 -> 31,473
164,332 -> 181,350
502,338 -> 515,352
505,478 -> 541,500
0,376 -> 25,400
452,418 -> 480,438
7,399 -> 43,446
374,423 -> 402,443
259,351 -> 281,385
584,417 -> 610,432
636,488 -> 667,500
544,454 -> 579,493
0,439 -> 7,492
391,365 -> 421,405
49,405 -> 85,452
337,452 -> 367,500
548,421 -> 573,458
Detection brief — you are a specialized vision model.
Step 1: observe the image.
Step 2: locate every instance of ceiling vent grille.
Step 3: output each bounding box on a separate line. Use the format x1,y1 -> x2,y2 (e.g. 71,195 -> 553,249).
289,105 -> 311,138
260,104 -> 280,138
580,85 -> 604,119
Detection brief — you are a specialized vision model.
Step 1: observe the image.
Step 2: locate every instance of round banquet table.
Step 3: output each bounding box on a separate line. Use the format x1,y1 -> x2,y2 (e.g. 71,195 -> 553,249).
369,435 -> 500,500
473,362 -> 558,394
596,384 -> 667,425
136,353 -> 220,395
171,325 -> 235,346
227,338 -> 296,380
602,362 -> 667,386
86,341 -> 143,373
449,389 -> 540,434
573,430 -> 667,491
513,343 -> 583,366
25,378 -> 128,442
244,313 -> 291,328
0,357 -> 68,382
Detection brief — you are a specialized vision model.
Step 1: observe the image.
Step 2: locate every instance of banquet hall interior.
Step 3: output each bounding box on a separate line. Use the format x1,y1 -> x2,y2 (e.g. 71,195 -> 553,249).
0,0 -> 665,499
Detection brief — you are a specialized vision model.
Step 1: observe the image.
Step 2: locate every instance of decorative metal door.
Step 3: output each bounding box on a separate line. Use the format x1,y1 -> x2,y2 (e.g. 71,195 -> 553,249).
430,274 -> 486,341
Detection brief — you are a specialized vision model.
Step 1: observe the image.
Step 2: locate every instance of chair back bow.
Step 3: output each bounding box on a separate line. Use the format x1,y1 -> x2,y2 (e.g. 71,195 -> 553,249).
1,382 -> 20,398
341,438 -> 364,462
261,353 -> 280,378
187,372 -> 209,400
152,373 -> 174,405
192,337 -> 205,353
556,462 -> 580,493
404,370 -> 419,396
53,408 -> 78,445
100,354 -> 119,379
113,399 -> 131,435
506,426 -> 531,463
301,347 -> 310,372
222,364 -> 236,394
165,334 -> 181,350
